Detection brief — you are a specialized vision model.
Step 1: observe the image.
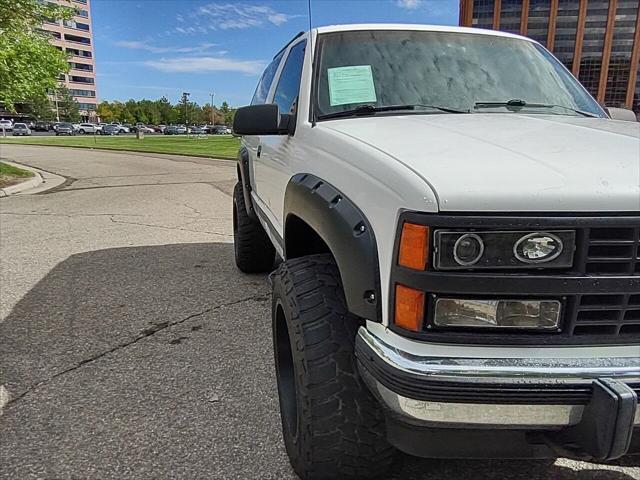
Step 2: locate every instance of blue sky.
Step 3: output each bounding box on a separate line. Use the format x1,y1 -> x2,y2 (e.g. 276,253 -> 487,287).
92,0 -> 459,107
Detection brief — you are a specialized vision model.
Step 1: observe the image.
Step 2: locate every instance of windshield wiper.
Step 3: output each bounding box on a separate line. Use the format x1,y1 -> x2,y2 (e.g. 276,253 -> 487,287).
474,99 -> 599,118
317,103 -> 469,120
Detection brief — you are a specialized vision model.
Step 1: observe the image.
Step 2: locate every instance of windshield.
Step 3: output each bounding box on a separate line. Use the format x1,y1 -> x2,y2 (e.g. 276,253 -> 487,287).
314,30 -> 605,119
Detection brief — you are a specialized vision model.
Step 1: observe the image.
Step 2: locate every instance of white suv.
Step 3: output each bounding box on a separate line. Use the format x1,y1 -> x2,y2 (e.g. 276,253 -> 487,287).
0,119 -> 13,131
232,24 -> 640,478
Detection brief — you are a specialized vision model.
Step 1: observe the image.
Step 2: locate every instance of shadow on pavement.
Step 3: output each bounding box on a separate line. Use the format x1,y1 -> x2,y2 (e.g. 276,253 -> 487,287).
0,243 -> 637,479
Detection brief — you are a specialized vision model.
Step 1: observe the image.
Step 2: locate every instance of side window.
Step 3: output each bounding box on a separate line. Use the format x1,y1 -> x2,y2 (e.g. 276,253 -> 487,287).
251,52 -> 284,105
272,41 -> 306,114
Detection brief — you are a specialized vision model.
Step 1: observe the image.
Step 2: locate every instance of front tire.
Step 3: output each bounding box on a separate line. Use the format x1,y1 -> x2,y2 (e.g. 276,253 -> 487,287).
272,254 -> 394,480
232,182 -> 275,273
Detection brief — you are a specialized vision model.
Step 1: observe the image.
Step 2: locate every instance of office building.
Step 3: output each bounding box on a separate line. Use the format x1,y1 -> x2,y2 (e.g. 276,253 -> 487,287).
41,0 -> 98,120
459,0 -> 640,113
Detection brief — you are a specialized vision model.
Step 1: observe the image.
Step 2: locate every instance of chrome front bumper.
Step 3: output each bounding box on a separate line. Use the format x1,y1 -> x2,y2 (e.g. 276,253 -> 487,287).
356,327 -> 640,429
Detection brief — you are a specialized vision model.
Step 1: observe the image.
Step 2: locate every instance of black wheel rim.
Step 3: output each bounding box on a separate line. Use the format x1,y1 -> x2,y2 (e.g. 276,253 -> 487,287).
274,302 -> 298,437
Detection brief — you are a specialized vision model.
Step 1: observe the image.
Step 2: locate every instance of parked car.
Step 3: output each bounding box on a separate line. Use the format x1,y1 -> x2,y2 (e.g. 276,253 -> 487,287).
110,123 -> 130,134
34,121 -> 53,132
12,123 -> 31,136
77,123 -> 99,134
188,126 -> 207,134
0,119 -> 13,131
101,124 -> 120,135
212,125 -> 227,134
137,125 -> 155,134
157,124 -> 166,133
55,122 -> 75,135
231,24 -> 640,478
164,125 -> 187,135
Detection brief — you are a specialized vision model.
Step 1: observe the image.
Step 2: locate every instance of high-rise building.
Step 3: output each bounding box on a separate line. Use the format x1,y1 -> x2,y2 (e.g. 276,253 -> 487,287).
459,0 -> 640,114
41,0 -> 98,120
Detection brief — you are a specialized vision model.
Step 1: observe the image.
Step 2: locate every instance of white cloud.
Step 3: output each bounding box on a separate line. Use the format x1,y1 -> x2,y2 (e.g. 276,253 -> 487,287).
115,40 -> 217,54
396,0 -> 422,9
145,56 -> 265,75
191,3 -> 298,31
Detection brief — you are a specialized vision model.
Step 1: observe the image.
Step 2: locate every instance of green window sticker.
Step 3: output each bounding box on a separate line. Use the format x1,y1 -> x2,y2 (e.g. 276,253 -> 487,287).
328,65 -> 377,106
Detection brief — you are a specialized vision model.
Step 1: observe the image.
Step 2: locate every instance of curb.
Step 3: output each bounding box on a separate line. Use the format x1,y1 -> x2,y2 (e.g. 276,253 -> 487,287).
0,162 -> 43,197
0,160 -> 65,197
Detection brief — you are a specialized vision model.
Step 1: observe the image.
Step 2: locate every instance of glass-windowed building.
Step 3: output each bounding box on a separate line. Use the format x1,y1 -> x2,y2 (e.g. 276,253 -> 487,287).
460,0 -> 640,114
41,0 -> 98,120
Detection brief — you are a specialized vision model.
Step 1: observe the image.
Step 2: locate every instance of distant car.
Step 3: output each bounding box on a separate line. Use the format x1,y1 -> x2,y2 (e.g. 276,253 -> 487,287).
213,125 -> 229,135
189,126 -> 207,134
34,121 -> 53,132
72,123 -> 81,132
0,119 -> 13,131
101,124 -> 120,135
157,124 -> 166,133
77,123 -> 99,134
165,125 -> 187,135
55,123 -> 75,135
12,123 -> 31,136
136,125 -> 155,134
110,123 -> 130,134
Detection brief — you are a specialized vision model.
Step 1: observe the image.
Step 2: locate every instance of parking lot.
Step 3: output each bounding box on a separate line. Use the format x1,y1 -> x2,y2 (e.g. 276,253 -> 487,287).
0,145 -> 638,479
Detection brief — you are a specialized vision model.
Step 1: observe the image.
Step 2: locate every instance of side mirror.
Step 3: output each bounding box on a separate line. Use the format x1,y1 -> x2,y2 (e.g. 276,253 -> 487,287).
233,104 -> 289,135
604,106 -> 638,122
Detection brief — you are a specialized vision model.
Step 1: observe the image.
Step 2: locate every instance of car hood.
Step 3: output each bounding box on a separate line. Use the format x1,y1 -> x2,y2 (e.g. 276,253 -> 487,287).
322,114 -> 640,212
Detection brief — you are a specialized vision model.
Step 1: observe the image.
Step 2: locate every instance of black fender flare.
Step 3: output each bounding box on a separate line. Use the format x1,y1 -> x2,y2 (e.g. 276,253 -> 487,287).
236,146 -> 257,221
284,173 -> 381,322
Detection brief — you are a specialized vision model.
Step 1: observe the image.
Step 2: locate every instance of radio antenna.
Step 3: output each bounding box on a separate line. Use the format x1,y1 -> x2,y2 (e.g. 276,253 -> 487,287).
307,0 -> 313,34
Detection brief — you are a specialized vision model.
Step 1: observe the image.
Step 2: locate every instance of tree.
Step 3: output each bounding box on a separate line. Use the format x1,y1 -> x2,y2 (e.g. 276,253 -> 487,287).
56,86 -> 80,122
0,0 -> 73,111
96,101 -> 115,122
22,94 -> 56,121
219,101 -> 236,126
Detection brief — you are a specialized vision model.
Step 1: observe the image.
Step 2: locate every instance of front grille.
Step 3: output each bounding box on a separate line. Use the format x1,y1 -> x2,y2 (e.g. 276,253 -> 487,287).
573,294 -> 640,336
391,213 -> 640,345
584,227 -> 640,275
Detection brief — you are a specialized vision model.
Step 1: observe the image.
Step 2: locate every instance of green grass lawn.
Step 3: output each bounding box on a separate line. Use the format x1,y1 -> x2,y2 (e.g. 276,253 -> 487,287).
0,161 -> 34,188
0,134 -> 240,159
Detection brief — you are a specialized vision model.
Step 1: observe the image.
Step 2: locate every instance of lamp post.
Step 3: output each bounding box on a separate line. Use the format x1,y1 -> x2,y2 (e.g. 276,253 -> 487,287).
209,92 -> 215,125
52,89 -> 60,122
182,91 -> 190,126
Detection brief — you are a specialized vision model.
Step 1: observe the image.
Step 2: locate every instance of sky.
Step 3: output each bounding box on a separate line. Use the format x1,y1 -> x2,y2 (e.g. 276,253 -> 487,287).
92,0 -> 460,107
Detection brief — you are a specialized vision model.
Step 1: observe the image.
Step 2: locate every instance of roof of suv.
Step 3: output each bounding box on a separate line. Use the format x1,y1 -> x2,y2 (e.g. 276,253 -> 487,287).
313,23 -> 532,43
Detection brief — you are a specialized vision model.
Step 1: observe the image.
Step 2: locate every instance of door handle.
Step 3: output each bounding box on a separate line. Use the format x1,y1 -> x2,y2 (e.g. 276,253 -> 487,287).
257,145 -> 262,158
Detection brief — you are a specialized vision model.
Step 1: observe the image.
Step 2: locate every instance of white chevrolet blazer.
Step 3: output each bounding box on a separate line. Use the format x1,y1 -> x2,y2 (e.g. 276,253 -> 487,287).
231,24 -> 640,479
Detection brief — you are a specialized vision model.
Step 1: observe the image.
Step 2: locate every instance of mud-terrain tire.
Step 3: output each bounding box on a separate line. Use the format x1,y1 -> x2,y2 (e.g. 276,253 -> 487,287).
233,182 -> 275,273
272,253 -> 394,479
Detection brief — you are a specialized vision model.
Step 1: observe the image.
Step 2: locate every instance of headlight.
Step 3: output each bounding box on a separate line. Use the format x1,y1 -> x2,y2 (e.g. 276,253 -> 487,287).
433,298 -> 561,330
434,230 -> 575,270
453,233 -> 484,266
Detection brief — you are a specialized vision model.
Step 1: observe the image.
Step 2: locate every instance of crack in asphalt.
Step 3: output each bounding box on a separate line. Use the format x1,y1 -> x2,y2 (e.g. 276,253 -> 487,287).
0,212 -> 144,218
181,202 -> 202,216
3,295 -> 264,409
44,181 -> 217,193
108,216 -> 232,236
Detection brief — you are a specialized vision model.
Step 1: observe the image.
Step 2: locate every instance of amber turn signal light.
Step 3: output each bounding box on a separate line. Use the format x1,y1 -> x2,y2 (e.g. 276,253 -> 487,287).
394,284 -> 425,332
398,223 -> 429,270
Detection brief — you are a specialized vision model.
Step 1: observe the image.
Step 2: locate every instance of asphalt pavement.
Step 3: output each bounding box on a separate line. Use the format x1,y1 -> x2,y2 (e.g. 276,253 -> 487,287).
0,145 -> 638,479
